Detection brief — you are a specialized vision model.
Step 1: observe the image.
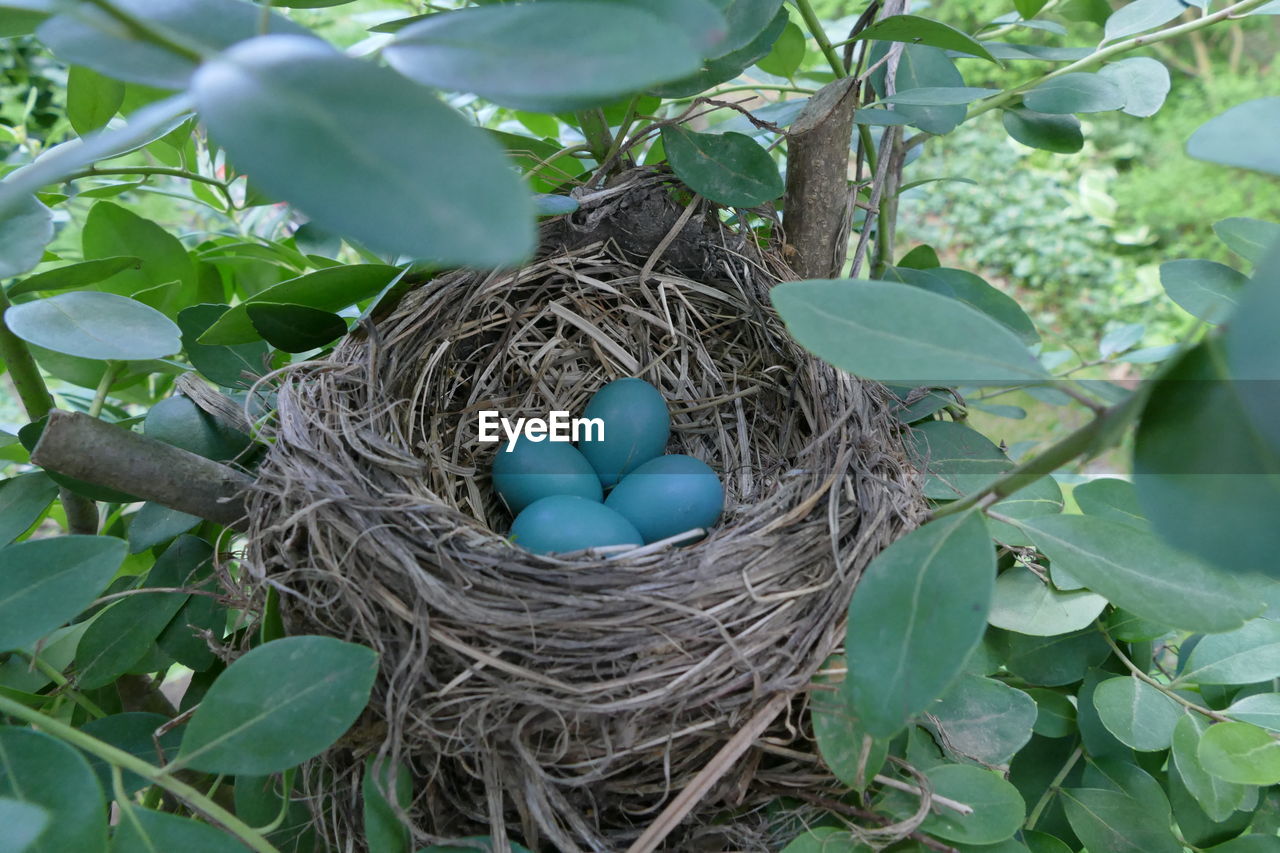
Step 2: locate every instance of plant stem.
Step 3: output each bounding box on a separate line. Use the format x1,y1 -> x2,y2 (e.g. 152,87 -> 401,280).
1099,627 -> 1237,725
964,0 -> 1274,123
0,693 -> 282,853
89,362 -> 123,419
794,0 -> 848,78
82,0 -> 206,64
69,166 -> 228,190
1025,745 -> 1082,829
575,109 -> 615,166
20,652 -> 107,719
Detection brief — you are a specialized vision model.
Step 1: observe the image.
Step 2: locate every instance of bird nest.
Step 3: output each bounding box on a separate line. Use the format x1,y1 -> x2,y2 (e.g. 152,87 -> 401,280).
241,172 -> 924,852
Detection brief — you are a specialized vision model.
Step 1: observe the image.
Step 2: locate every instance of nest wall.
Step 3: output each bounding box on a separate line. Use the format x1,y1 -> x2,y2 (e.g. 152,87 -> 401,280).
242,194 -> 924,852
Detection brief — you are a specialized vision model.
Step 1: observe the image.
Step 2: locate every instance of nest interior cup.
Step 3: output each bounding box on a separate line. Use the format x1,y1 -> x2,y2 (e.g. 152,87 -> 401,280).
244,186 -> 923,852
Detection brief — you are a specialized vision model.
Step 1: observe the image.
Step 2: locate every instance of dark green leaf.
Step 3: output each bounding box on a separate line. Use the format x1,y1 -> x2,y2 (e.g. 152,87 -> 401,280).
36,0 -> 311,89
80,712 -> 183,796
1214,217 -> 1280,264
0,472 -> 57,546
1020,514 -> 1263,633
1023,72 -> 1125,114
869,43 -> 966,135
1173,713 -> 1250,822
110,807 -> 247,853
1098,56 -> 1169,117
1002,107 -> 1084,153
660,127 -> 783,208
910,764 -> 1025,844
1198,723 -> 1280,785
988,569 -> 1106,636
1188,98 -> 1280,176
846,512 -> 994,737
594,0 -> 728,56
852,14 -> 998,63
1104,0 -> 1185,42
810,655 -> 886,789
246,303 -> 347,353
176,635 -> 378,774
999,629 -> 1111,687
1025,688 -> 1077,738
1227,693 -> 1280,731
192,35 -> 535,267
1092,675 -> 1183,751
156,592 -> 221,672
81,202 -> 194,309
771,279 -> 1047,384
0,535 -> 125,652
0,728 -> 107,853
712,0 -> 785,57
7,257 -> 143,298
755,20 -> 804,77
911,421 -> 1009,499
491,130 -> 590,194
66,66 -> 124,136
1159,259 -> 1246,324
898,244 -> 940,269
0,195 -> 53,280
177,304 -> 268,389
1062,787 -> 1181,853
384,3 -> 703,112
198,265 -> 397,345
1225,246 -> 1280,454
890,266 -> 1039,345
363,755 -> 413,853
1178,620 -> 1280,686
4,291 -> 181,360
1207,838 -> 1280,853
927,674 -> 1037,765
127,502 -> 200,553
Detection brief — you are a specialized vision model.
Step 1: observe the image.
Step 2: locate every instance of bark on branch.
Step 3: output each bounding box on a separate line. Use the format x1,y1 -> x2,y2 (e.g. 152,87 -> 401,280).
31,410 -> 252,530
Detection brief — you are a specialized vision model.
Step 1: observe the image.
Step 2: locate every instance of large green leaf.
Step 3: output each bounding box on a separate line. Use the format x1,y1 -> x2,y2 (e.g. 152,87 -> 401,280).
869,43 -> 966,135
384,3 -> 703,111
648,7 -> 786,98
1023,72 -> 1125,114
1019,514 -> 1263,633
1000,627 -> 1111,687
1227,694 -> 1280,732
890,266 -> 1039,345
0,797 -> 49,853
191,35 -> 535,268
246,303 -> 346,353
1214,217 -> 1280,264
35,0 -> 310,89
1177,620 -> 1280,686
127,502 -> 200,554
5,291 -> 182,360
1159,259 -> 1247,324
80,713 -> 183,797
7,257 -> 142,298
1025,688 -> 1077,738
810,655 -> 886,789
1098,57 -> 1170,117
0,195 -> 53,280
771,279 -> 1047,384
1092,675 -> 1183,751
926,674 -> 1037,766
1188,98 -> 1280,176
1061,787 -> 1181,853
0,728 -> 107,853
909,764 -> 1025,844
81,202 -> 195,308
660,127 -> 783,208
66,65 -> 124,136
1198,722 -> 1280,785
176,304 -> 268,388
845,512 -> 994,737
852,14 -> 998,62
1073,478 -> 1145,528
1001,108 -> 1083,153
987,569 -> 1106,636
755,20 -> 804,77
111,807 -> 247,853
0,536 -> 126,652
1173,713 -> 1251,822
176,635 -> 378,774
0,472 -> 58,546
1103,0 -> 1185,42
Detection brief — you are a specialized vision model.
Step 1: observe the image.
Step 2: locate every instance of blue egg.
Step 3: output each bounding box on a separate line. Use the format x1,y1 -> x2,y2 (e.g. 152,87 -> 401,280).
492,439 -> 602,513
604,454 -> 723,544
577,378 -> 670,488
509,495 -> 644,555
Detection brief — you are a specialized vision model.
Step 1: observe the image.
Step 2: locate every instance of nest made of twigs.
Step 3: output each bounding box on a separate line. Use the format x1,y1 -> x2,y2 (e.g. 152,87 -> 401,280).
241,171 -> 924,852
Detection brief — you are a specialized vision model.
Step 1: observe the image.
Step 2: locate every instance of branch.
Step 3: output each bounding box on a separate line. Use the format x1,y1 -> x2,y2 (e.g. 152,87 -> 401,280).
30,411 -> 251,530
68,166 -> 229,190
794,0 -> 849,79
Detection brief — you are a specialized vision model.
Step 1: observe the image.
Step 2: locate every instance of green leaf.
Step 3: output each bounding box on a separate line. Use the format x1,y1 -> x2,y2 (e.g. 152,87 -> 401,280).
384,3 -> 703,112
810,655 -> 886,789
1019,515 -> 1263,633
712,0 -> 785,58
156,590 -> 220,672
363,755 -> 413,853
988,569 -> 1106,636
988,475 -> 1065,547
869,43 -> 966,135
926,674 -> 1037,766
1214,217 -> 1280,264
7,257 -> 143,298
1025,688 -> 1077,738
1081,757 -> 1171,820
1092,675 -> 1183,751
491,130 -> 590,194
1098,57 -> 1170,117
192,35 -> 535,268
4,291 -> 181,360
755,20 -> 804,77
910,421 -> 1009,499
1015,0 -> 1051,17
0,797 -> 49,853
176,635 -> 378,774
0,196 -> 53,280
66,66 -> 124,136
35,0 -> 310,89
1206,838 -> 1280,853
1159,259 -> 1247,324
1173,713 -> 1251,822
127,502 -> 200,554
771,279 -> 1048,384
1178,620 -> 1280,686
1073,478 -> 1145,528
1133,339 -> 1280,576
0,472 -> 58,546
1188,98 -> 1280,176
1103,0 -> 1186,42
1198,722 -> 1280,785
110,807 -> 247,853
1023,72 -> 1125,114
875,86 -> 999,106
0,728 -> 107,853
1227,694 -> 1280,732
75,536 -> 209,689
780,827 -> 867,853
660,127 -> 783,208
648,7 -> 787,99
846,512 -> 994,737
898,244 -> 940,269
80,712 -> 183,797
1061,787 -> 1181,853
81,202 -> 195,308
890,266 -> 1039,345
1225,245 -> 1280,455
246,303 -> 346,354
911,764 -> 1025,844
852,14 -> 998,62
0,535 -> 125,652
176,304 -> 268,389
594,0 -> 729,57
197,265 -> 397,346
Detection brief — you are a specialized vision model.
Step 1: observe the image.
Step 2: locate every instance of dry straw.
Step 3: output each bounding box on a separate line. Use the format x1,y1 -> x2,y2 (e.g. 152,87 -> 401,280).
242,170 -> 925,851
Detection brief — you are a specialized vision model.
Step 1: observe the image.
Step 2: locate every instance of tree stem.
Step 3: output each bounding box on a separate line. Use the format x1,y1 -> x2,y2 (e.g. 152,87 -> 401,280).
795,0 -> 848,78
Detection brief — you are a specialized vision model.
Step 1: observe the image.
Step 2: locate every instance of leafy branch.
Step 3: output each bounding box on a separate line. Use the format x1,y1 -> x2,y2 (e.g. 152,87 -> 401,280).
1098,625 -> 1236,726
